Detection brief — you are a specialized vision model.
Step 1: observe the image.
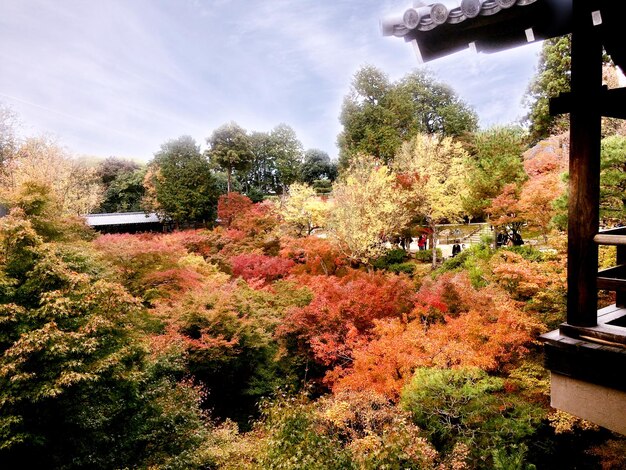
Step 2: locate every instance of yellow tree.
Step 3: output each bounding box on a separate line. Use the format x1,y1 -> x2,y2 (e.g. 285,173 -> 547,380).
328,155 -> 409,264
0,136 -> 103,215
394,134 -> 469,267
280,182 -> 331,237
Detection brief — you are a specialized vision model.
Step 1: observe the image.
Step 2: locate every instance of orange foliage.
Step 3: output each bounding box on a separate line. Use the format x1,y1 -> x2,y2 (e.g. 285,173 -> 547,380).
279,236 -> 348,275
217,192 -> 253,227
329,273 -> 541,400
279,270 -> 416,368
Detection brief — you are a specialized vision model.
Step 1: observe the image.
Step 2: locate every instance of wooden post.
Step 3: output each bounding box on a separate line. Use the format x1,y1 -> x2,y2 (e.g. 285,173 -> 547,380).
567,0 -> 603,327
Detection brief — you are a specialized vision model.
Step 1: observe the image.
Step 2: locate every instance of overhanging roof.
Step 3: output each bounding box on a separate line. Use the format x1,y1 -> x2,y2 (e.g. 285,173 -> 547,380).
381,0 -> 626,69
85,212 -> 161,227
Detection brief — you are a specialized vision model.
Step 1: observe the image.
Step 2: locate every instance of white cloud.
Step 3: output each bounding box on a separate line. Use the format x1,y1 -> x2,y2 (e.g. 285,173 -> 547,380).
0,0 -> 544,161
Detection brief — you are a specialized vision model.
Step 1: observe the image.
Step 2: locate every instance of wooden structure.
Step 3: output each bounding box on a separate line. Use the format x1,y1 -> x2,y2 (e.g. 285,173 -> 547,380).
85,212 -> 167,234
383,0 -> 626,434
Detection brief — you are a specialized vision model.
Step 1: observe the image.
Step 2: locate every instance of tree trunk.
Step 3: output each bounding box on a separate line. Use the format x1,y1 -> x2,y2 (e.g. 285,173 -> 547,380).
227,168 -> 232,194
431,225 -> 437,269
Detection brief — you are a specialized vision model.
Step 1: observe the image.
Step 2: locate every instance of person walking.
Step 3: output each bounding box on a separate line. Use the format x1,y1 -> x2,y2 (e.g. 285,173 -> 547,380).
452,240 -> 461,257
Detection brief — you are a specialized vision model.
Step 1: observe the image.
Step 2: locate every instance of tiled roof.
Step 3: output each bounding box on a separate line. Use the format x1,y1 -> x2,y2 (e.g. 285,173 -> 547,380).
85,212 -> 161,227
381,0 -> 571,63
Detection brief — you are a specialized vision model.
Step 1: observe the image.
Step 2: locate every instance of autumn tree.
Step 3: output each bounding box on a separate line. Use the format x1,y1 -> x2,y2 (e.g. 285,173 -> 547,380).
280,183 -> 331,237
519,172 -> 564,243
0,136 -> 103,215
0,207 -> 215,469
217,192 -> 253,227
327,156 -> 410,264
145,136 -> 219,227
394,134 -> 470,267
338,65 -> 477,168
488,182 -> 527,246
206,122 -> 253,193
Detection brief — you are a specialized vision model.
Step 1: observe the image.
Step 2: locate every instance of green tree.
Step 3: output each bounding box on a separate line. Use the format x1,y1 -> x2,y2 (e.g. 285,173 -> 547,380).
244,130 -> 277,198
401,368 -> 543,467
271,123 -> 304,193
0,208 -> 213,469
145,136 -> 219,226
338,66 -> 477,169
463,126 -> 527,220
524,36 -> 571,143
99,167 -> 146,213
206,122 -> 253,193
600,135 -> 626,224
301,149 -> 338,186
96,157 -> 145,213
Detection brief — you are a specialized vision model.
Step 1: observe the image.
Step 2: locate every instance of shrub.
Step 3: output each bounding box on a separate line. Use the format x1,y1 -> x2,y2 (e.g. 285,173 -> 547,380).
414,248 -> 442,263
401,367 -> 544,467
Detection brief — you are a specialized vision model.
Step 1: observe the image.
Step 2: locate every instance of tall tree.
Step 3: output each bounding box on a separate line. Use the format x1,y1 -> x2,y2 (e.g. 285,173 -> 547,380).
206,122 -> 253,193
244,130 -> 277,198
394,134 -> 470,267
463,126 -> 527,220
524,35 -> 571,143
144,136 -> 219,226
270,123 -> 303,193
338,65 -> 477,169
0,104 -> 18,171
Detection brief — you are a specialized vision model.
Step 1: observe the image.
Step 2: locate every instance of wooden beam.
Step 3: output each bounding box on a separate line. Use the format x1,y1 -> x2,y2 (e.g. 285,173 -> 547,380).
567,0 -> 603,327
551,87 -> 626,119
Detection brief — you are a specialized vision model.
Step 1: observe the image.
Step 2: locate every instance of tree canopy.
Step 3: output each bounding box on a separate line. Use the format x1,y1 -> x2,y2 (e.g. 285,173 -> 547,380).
145,136 -> 219,226
338,65 -> 477,169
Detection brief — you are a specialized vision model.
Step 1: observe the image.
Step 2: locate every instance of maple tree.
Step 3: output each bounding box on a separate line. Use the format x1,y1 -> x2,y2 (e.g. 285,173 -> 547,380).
279,235 -> 348,276
217,192 -> 253,228
279,270 -> 416,383
487,183 -> 525,246
230,253 -> 295,285
328,272 -> 540,400
0,209 -> 214,468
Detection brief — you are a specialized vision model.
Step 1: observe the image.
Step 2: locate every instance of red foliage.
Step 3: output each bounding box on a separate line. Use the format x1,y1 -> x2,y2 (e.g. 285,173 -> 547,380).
230,253 -> 295,285
279,236 -> 348,275
230,201 -> 278,236
279,270 -> 416,368
327,272 -> 541,400
217,192 -> 253,227
142,267 -> 204,300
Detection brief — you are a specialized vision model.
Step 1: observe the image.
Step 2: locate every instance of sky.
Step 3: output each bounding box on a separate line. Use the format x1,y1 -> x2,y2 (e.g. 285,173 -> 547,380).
0,0 -> 544,163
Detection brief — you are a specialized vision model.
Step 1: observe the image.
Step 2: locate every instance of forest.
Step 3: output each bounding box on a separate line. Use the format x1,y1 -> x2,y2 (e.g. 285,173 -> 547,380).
1,36 -> 626,469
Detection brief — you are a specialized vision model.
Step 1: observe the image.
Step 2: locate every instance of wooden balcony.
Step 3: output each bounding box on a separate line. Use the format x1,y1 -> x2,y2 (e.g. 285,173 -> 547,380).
541,226 -> 626,435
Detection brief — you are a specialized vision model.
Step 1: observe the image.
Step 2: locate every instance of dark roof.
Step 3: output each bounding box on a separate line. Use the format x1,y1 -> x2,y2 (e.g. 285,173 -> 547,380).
381,0 -> 573,63
85,212 -> 161,227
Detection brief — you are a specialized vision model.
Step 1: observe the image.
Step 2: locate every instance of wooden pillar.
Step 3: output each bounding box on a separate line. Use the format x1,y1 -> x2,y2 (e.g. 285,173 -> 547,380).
567,0 -> 603,326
